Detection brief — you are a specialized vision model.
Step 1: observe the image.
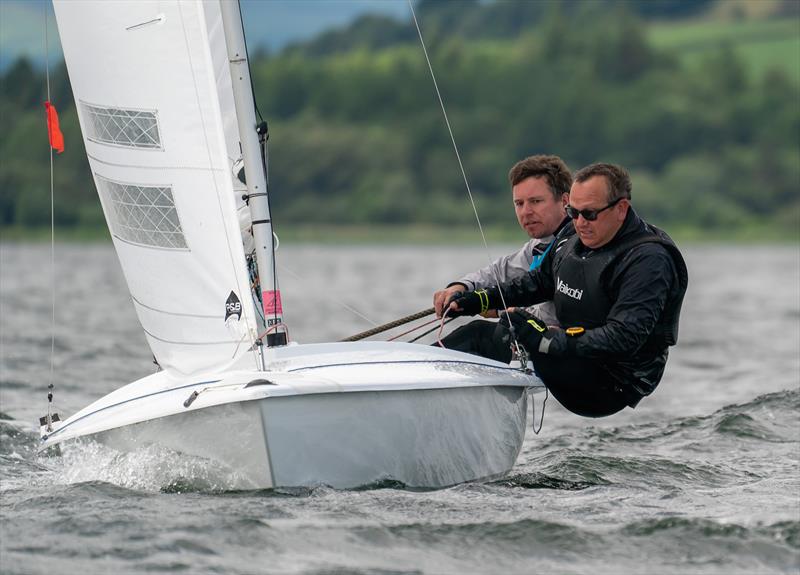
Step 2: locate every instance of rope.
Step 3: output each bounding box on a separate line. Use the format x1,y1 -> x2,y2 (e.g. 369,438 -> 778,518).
407,317 -> 454,343
435,309 -> 453,347
386,317 -> 439,342
341,307 -> 435,342
531,387 -> 549,435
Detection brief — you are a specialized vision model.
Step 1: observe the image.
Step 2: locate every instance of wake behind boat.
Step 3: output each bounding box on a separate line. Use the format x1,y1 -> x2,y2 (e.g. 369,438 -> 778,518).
40,0 -> 541,489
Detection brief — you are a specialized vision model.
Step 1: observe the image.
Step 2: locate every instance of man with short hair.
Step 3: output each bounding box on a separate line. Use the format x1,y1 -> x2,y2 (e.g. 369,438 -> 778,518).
447,163 -> 688,418
432,155 -> 572,358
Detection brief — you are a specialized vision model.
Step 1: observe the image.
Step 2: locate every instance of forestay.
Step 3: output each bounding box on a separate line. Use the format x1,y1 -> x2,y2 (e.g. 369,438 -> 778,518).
53,1 -> 260,375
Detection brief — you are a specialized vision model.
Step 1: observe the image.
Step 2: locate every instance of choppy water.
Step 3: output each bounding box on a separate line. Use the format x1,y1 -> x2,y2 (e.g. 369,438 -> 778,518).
1,242 -> 798,575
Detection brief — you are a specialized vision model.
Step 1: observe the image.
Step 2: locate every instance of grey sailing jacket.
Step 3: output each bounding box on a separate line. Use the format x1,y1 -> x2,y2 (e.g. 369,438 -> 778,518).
450,236 -> 559,326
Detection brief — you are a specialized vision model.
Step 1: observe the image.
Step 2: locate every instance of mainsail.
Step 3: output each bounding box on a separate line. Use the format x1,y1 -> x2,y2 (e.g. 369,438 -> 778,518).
53,1 -> 261,375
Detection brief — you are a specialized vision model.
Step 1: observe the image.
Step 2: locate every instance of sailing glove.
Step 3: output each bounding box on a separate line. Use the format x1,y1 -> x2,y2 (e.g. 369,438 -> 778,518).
447,289 -> 495,318
500,309 -> 551,354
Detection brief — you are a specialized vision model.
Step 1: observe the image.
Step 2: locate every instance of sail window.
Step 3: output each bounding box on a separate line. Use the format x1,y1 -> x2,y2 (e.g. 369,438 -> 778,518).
82,102 -> 162,149
97,176 -> 187,249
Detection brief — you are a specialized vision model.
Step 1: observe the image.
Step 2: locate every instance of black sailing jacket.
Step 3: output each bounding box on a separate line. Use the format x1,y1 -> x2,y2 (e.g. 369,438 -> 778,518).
488,208 -> 687,401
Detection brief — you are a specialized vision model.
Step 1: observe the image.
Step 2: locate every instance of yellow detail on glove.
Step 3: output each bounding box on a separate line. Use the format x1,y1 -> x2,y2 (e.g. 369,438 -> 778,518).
527,319 -> 546,333
475,289 -> 489,314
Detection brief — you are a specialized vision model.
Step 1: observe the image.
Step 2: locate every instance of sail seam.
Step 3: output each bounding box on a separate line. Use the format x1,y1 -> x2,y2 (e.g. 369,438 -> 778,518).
111,234 -> 189,252
131,294 -> 218,319
87,151 -> 225,172
142,326 -> 242,346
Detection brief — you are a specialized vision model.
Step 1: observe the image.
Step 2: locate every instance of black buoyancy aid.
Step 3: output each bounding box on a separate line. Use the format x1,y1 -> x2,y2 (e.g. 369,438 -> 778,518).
551,222 -> 688,349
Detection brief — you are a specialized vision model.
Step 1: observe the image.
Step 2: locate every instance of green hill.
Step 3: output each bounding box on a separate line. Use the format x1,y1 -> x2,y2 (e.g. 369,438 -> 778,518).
1,1 -> 798,241
650,17 -> 800,82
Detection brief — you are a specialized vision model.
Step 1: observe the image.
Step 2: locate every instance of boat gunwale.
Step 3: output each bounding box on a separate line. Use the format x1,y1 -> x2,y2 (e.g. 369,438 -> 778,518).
39,357 -> 540,448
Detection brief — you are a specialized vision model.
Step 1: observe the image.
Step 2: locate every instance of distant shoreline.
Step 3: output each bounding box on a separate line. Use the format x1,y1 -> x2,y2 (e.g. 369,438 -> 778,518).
1,224 -> 797,245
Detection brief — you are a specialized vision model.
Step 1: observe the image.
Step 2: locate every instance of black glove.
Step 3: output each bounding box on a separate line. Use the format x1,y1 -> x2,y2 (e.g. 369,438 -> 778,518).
500,309 -> 550,354
446,289 -> 492,318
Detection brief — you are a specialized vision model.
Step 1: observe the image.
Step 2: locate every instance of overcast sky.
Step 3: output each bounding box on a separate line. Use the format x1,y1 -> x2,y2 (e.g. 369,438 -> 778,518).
0,0 -> 411,69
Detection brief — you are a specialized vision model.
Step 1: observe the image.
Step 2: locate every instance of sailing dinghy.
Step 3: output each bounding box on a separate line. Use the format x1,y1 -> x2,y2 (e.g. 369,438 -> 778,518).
40,0 -> 541,489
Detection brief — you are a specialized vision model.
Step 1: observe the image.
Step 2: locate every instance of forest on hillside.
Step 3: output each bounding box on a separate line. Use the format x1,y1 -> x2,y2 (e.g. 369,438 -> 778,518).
1,0 -> 798,238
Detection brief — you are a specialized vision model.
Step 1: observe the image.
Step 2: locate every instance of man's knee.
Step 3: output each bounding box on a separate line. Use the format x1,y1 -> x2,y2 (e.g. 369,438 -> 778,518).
532,355 -> 627,418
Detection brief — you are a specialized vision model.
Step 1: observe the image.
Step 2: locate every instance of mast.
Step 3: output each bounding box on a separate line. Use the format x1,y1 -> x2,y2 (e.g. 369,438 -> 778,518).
219,1 -> 287,351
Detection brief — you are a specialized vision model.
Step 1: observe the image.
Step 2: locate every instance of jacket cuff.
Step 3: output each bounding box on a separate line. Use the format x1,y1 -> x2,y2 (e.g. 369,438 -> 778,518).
485,287 -> 506,310
540,331 -> 570,356
447,281 -> 471,291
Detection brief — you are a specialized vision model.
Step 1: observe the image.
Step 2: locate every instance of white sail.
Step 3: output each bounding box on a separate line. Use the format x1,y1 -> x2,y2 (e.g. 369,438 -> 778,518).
53,0 -> 261,376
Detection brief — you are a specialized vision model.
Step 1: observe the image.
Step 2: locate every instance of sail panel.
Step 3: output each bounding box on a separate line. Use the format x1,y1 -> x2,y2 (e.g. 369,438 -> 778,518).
54,0 -> 260,375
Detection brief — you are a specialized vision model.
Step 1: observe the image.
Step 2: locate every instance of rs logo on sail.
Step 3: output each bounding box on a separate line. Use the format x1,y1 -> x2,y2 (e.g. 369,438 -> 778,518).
557,278 -> 583,301
225,291 -> 242,321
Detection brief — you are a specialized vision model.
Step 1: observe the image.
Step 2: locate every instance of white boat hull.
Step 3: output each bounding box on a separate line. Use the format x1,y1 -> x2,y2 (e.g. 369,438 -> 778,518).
90,385 -> 527,489
41,342 -> 540,489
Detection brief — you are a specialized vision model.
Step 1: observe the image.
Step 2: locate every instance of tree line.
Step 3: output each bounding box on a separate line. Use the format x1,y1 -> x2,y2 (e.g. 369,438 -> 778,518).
1,1 -> 798,236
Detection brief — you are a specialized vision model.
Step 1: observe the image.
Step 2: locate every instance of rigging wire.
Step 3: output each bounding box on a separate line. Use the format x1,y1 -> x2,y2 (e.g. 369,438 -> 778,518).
43,1 -> 56,429
278,264 -> 379,327
259,124 -> 282,337
407,0 -> 523,354
237,0 -> 264,124
236,0 -> 283,342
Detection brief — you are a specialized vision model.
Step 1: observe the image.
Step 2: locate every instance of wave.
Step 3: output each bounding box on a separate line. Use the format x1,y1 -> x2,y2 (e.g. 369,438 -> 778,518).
346,516 -> 799,571
581,388 -> 800,447
0,411 -> 37,482
376,516 -> 800,550
507,389 -> 799,492
622,517 -> 799,548
356,517 -> 593,552
518,449 -> 743,491
490,471 -> 600,491
708,388 -> 800,442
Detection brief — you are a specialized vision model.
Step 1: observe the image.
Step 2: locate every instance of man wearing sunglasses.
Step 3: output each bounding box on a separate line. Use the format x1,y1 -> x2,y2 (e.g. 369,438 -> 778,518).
432,155 -> 573,355
446,163 -> 688,418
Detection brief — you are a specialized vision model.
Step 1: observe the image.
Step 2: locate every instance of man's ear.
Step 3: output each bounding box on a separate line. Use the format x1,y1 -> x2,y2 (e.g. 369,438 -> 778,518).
616,199 -> 630,221
561,193 -> 569,207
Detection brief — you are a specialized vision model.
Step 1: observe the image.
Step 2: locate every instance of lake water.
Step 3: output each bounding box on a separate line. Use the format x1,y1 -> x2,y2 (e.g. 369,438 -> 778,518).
1,242 -> 798,575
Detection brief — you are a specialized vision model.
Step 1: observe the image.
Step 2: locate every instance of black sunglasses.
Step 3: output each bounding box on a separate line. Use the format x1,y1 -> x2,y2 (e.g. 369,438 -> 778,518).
565,198 -> 622,221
